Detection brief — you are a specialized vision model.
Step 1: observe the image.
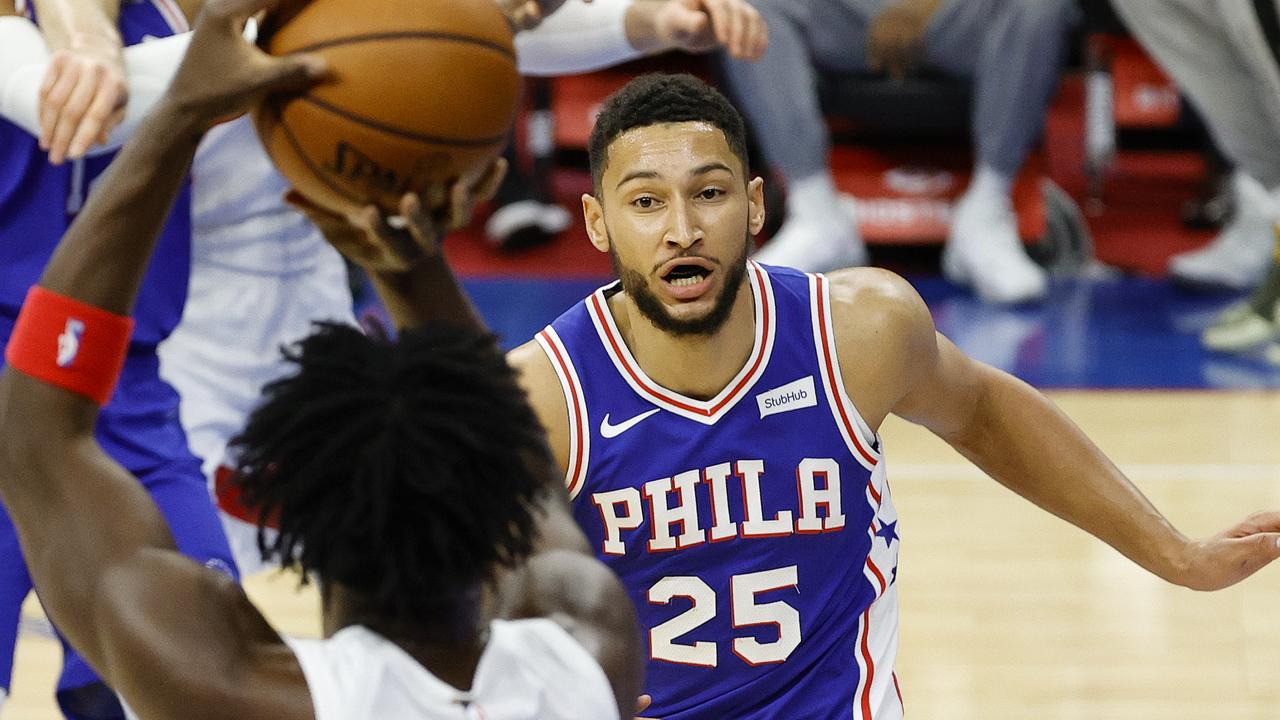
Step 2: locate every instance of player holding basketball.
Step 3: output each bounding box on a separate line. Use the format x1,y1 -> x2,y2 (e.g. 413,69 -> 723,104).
0,1 -> 643,718
489,74 -> 1280,719
0,0 -> 767,582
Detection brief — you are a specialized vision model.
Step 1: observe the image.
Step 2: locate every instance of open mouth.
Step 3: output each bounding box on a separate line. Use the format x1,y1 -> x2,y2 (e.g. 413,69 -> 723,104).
663,263 -> 710,287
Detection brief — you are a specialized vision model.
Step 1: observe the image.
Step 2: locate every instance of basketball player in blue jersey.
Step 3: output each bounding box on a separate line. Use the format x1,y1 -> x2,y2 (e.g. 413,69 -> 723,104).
0,1 -> 237,718
505,74 -> 1280,720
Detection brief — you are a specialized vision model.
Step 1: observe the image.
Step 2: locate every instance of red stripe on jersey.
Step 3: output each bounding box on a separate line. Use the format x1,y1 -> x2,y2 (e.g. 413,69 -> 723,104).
893,672 -> 904,709
813,276 -> 878,468
150,0 -> 189,32
539,330 -> 586,497
866,555 -> 887,595
859,607 -> 876,719
590,263 -> 773,417
866,477 -> 882,506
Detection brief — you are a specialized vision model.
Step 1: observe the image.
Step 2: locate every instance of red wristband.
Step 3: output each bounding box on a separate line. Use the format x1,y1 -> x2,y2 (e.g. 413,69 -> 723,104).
5,287 -> 134,406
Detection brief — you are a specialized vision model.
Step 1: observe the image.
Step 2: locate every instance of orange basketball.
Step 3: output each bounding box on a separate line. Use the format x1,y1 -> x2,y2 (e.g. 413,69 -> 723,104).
253,0 -> 519,216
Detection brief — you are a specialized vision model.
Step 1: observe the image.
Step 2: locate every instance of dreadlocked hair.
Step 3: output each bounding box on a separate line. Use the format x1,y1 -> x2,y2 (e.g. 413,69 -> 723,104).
588,72 -> 750,193
228,320 -> 548,624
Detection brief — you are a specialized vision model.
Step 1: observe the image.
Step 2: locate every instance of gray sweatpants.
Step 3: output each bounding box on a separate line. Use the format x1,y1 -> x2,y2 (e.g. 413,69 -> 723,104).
720,0 -> 1080,182
1112,0 -> 1280,189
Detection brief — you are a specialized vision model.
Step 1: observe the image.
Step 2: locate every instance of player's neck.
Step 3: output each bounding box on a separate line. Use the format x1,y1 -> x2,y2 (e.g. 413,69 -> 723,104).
613,277 -> 757,401
323,585 -> 489,691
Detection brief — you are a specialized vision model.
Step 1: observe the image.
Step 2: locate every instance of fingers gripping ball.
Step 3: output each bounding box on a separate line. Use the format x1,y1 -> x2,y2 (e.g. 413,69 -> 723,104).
253,0 -> 520,216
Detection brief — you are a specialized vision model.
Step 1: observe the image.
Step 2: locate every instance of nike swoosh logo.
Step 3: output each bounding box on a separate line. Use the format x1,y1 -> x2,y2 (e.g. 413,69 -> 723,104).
599,409 -> 660,439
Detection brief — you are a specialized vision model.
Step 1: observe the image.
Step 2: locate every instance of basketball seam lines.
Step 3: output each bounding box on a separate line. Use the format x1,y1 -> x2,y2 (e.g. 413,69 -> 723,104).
299,96 -> 510,148
287,30 -> 515,60
277,120 -> 366,204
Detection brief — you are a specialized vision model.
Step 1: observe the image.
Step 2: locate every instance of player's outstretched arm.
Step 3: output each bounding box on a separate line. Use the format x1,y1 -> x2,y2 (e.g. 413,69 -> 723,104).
0,2 -> 325,718
514,0 -> 766,77
827,268 -> 1280,592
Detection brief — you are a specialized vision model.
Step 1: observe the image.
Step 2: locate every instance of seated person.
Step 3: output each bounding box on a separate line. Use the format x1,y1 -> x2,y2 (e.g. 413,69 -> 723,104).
721,0 -> 1079,305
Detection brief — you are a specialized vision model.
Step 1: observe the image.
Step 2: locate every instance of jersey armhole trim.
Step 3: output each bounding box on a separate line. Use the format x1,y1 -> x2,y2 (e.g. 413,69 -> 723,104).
280,637 -> 331,720
536,327 -> 590,500
149,0 -> 190,33
809,273 -> 882,474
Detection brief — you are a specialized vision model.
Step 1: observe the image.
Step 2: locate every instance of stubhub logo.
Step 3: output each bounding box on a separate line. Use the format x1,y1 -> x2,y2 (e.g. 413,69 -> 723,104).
756,376 -> 817,419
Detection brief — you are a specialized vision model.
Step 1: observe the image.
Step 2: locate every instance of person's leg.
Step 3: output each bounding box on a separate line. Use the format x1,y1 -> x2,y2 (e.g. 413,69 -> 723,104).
0,510 -> 33,716
720,0 -> 869,271
1114,0 -> 1280,290
923,0 -> 1080,304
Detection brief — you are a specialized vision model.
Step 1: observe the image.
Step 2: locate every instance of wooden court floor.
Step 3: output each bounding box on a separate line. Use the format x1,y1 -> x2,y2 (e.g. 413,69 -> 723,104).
5,391 -> 1278,719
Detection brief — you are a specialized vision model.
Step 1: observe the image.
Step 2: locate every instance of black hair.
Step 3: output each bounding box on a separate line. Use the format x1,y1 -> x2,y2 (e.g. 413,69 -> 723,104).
587,73 -> 750,193
228,321 -> 548,625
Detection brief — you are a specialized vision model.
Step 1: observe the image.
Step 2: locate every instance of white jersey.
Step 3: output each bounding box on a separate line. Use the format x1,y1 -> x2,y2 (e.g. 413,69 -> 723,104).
158,115 -> 357,574
286,621 -> 619,720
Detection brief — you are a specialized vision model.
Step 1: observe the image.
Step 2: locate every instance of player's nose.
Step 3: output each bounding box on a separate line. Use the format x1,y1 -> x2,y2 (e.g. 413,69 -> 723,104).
664,200 -> 703,248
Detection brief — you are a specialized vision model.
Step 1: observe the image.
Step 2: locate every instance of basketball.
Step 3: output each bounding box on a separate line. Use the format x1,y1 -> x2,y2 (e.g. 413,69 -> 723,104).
252,0 -> 520,216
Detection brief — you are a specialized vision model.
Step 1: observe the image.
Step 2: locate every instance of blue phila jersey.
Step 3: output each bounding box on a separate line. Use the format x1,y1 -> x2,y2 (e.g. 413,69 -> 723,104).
539,263 -> 905,720
0,0 -> 192,346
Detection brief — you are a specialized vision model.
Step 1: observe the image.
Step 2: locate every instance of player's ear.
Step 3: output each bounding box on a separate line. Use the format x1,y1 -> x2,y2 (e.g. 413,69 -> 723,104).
747,176 -> 766,236
582,193 -> 610,253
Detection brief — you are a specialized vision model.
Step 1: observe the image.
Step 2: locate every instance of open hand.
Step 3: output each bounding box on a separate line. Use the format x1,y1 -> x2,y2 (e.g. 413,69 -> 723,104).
286,158 -> 508,273
1173,511 -> 1280,591
38,40 -> 127,165
165,0 -> 327,129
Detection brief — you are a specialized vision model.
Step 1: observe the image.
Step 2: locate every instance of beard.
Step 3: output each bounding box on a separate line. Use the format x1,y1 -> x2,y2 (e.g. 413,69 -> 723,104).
609,233 -> 752,338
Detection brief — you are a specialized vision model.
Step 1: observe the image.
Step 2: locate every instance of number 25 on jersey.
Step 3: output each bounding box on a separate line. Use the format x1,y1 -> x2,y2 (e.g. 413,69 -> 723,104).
649,565 -> 801,667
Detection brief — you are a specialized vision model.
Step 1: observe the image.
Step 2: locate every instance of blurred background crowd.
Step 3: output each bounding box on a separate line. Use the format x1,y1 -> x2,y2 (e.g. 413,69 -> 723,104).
442,0 -> 1280,388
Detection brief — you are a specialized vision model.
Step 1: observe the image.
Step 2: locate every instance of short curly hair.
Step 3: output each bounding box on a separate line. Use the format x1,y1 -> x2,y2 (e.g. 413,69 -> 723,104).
228,321 -> 549,625
588,73 -> 750,193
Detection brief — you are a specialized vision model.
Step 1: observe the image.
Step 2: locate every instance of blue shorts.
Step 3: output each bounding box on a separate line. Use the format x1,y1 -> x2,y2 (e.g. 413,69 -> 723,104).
0,327 -> 238,709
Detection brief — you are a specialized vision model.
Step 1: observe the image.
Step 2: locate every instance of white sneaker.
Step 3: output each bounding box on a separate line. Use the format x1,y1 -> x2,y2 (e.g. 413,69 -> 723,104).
484,200 -> 572,248
1169,173 -> 1279,290
943,189 -> 1047,305
1201,301 -> 1278,352
753,194 -> 865,272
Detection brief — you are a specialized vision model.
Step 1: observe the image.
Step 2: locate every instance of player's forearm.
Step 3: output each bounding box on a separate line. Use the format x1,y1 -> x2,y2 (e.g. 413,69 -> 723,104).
31,0 -> 121,54
514,0 -> 641,76
0,97 -> 199,500
947,367 -> 1192,585
0,94 -> 204,681
38,101 -> 200,315
367,258 -> 484,334
0,20 -> 189,152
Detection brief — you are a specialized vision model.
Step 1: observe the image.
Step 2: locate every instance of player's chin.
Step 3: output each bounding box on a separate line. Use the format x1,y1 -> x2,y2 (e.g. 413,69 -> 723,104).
661,296 -> 718,326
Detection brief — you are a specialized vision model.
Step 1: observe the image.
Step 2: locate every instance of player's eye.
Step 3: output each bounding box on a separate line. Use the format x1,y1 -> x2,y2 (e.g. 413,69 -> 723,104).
698,188 -> 725,200
633,196 -> 660,209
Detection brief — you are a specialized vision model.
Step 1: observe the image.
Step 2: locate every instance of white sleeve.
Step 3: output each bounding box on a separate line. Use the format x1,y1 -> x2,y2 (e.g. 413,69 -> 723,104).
0,16 -> 49,138
514,0 -> 642,77
0,17 -> 189,156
